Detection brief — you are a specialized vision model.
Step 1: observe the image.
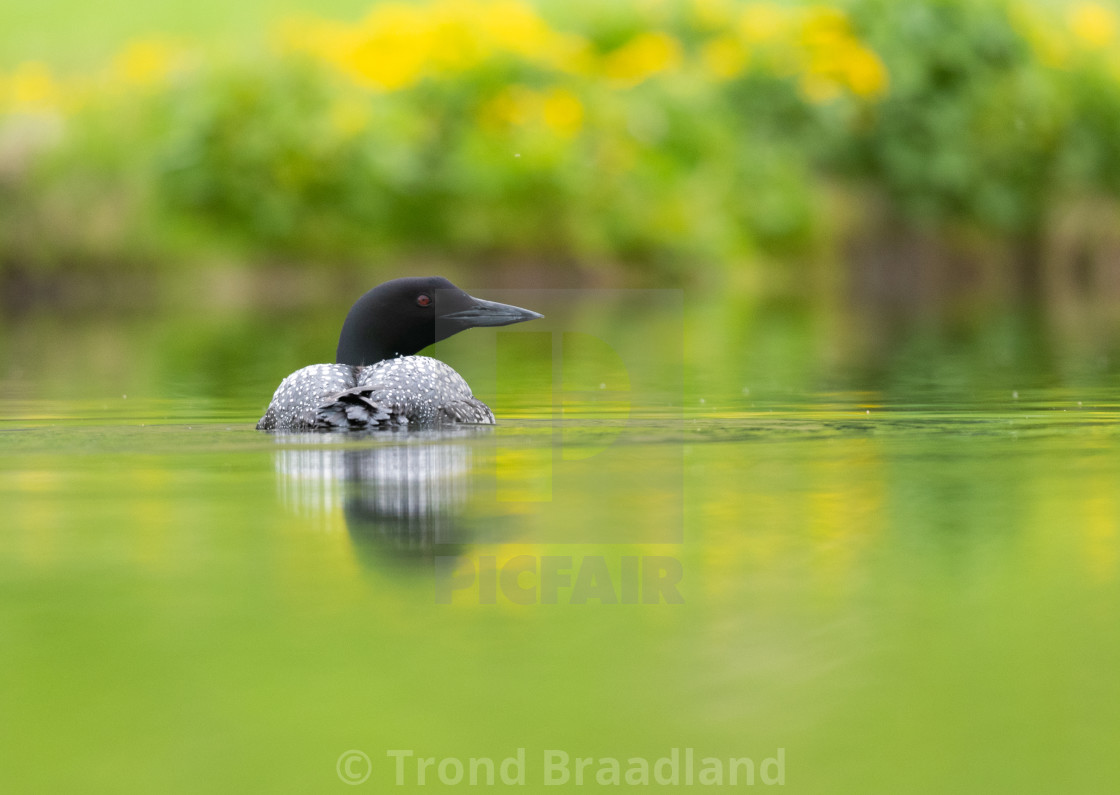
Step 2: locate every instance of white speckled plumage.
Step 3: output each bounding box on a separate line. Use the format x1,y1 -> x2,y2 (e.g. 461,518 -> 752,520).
256,355 -> 495,430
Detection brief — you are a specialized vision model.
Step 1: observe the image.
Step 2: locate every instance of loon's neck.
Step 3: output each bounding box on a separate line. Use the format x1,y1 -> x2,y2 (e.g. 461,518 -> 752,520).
335,290 -> 432,366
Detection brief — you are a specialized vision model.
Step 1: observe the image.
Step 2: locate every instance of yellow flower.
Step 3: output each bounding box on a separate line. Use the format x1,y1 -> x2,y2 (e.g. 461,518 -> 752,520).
794,6 -> 888,101
9,61 -> 59,112
701,34 -> 750,79
112,38 -> 181,86
481,0 -> 554,56
273,0 -> 888,102
541,88 -> 584,137
348,3 -> 431,90
842,46 -> 888,97
281,0 -> 586,91
691,0 -> 737,29
739,3 -> 792,43
601,31 -> 683,87
1008,4 -> 1070,68
1070,2 -> 1117,49
481,84 -> 583,140
800,5 -> 852,43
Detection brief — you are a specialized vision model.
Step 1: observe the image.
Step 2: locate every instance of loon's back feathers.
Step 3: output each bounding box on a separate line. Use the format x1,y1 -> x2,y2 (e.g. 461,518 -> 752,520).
256,356 -> 495,431
318,386 -> 493,430
256,277 -> 540,432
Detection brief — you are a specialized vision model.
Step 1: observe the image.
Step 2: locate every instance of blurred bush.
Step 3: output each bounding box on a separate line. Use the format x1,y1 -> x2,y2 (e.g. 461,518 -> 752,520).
2,0 -> 1120,283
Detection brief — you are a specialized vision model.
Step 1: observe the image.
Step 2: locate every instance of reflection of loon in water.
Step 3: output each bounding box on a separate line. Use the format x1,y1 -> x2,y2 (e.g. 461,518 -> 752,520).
271,428 -> 490,562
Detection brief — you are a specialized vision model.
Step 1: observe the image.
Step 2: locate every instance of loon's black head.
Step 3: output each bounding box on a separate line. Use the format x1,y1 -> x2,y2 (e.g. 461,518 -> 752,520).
335,276 -> 543,366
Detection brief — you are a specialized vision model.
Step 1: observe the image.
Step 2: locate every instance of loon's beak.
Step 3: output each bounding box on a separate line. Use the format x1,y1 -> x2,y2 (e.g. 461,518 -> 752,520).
441,296 -> 543,328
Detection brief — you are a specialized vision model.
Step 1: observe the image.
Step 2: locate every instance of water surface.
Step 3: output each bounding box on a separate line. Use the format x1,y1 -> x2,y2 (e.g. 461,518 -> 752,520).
2,301 -> 1119,792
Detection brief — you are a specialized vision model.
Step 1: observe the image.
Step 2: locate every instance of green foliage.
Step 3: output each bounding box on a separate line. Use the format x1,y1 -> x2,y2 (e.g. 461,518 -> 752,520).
3,0 -> 1120,278
833,0 -> 1053,231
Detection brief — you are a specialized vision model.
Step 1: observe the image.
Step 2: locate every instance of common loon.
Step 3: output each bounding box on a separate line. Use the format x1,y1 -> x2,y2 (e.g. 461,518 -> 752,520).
257,276 -> 542,431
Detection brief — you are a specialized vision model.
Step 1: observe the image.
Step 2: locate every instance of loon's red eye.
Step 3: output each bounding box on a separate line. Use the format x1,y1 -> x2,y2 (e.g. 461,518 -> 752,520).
417,294 -> 432,307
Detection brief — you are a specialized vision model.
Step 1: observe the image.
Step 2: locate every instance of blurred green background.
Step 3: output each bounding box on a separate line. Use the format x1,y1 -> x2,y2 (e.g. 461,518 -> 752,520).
4,0 -> 1120,307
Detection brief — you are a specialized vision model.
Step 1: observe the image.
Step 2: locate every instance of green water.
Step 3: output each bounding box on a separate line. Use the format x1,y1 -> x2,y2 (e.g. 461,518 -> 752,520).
2,297 -> 1120,793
